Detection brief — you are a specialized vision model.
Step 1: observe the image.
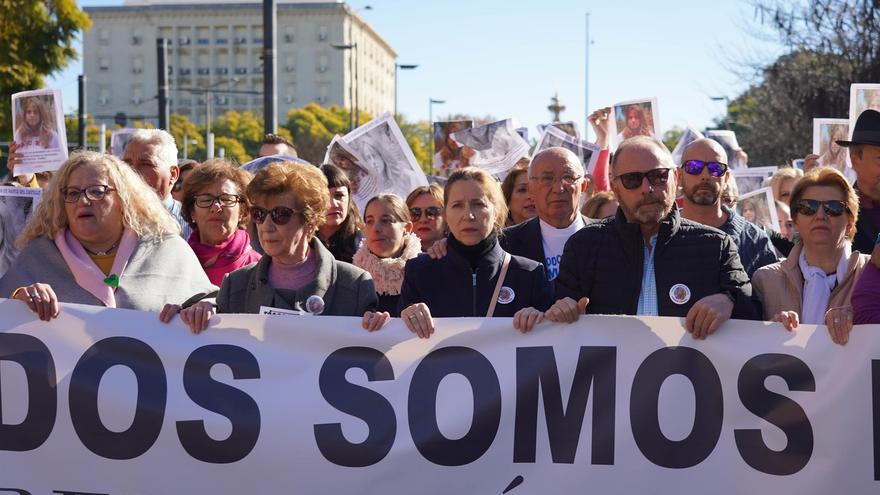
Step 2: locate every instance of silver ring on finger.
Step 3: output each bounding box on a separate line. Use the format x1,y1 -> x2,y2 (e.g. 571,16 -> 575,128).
833,317 -> 841,324
408,314 -> 417,320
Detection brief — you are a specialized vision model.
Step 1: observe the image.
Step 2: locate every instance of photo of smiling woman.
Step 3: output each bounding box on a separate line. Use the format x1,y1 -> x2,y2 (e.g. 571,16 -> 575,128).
398,167 -> 553,338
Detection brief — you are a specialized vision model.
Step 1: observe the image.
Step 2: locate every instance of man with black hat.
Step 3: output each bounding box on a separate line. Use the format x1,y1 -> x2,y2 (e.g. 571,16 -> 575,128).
836,109 -> 880,254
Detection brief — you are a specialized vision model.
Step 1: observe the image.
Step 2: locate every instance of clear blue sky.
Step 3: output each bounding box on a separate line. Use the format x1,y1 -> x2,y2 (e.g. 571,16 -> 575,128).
52,0 -> 784,139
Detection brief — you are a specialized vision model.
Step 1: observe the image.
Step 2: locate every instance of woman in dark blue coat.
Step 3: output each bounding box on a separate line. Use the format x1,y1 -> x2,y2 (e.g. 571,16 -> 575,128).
398,168 -> 554,338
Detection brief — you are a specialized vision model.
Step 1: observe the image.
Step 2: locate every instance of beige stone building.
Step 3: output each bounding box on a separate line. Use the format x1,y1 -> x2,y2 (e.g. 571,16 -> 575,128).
83,0 -> 397,127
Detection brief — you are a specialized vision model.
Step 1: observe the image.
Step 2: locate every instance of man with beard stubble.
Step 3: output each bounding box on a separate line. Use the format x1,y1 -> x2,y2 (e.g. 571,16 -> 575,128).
677,138 -> 777,276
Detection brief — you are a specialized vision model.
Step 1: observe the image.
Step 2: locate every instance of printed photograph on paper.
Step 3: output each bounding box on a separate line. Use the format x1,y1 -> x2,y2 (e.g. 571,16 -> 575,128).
450,118 -> 530,176
705,130 -> 746,170
731,166 -> 777,196
0,186 -> 42,278
110,128 -> 139,158
534,125 -> 601,175
323,134 -> 368,192
849,83 -> 880,130
611,97 -> 659,149
537,121 -> 580,139
342,113 -> 428,213
671,126 -> 705,166
812,118 -> 853,181
11,89 -> 68,174
432,120 -> 473,170
737,186 -> 779,232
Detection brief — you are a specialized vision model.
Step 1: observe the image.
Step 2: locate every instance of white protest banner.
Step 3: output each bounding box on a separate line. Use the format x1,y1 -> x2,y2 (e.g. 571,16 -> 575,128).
1,299 -> 879,494
11,89 -> 68,174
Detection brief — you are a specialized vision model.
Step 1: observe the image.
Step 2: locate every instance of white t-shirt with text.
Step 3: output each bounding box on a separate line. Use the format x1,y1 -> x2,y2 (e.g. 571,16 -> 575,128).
540,215 -> 586,281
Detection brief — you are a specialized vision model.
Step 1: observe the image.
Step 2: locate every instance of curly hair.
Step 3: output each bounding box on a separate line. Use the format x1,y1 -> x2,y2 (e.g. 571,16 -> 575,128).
17,151 -> 180,247
181,159 -> 254,230
247,161 -> 329,239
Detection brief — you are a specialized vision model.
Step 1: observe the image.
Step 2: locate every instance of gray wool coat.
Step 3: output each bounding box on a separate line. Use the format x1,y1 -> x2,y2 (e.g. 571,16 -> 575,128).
216,237 -> 377,316
0,234 -> 217,312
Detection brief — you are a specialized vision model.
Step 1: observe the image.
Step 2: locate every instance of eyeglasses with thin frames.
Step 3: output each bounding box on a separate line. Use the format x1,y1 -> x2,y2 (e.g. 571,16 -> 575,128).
529,173 -> 583,188
194,194 -> 242,208
60,185 -> 116,203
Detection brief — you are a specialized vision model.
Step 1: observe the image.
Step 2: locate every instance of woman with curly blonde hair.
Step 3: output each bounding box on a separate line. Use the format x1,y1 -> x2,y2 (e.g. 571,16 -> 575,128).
0,151 -> 215,320
14,97 -> 59,150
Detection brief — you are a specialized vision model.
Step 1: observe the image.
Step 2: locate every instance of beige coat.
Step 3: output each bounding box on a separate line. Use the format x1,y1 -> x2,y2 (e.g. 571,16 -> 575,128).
752,241 -> 870,320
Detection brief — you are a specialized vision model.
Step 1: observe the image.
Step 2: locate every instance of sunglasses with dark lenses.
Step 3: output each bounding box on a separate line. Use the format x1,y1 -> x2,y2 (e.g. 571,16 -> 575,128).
60,185 -> 115,203
614,168 -> 672,190
682,159 -> 729,177
794,199 -> 848,217
409,206 -> 441,221
250,206 -> 296,225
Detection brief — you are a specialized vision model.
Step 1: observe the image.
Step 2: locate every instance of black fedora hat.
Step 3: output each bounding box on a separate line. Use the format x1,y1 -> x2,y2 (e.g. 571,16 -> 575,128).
837,109 -> 880,147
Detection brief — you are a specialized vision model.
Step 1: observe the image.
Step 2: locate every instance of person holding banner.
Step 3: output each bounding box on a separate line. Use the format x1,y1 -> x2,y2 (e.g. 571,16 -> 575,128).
0,152 -> 215,320
317,164 -> 364,264
527,136 -> 756,337
353,194 -> 421,316
169,162 -> 380,333
398,167 -> 553,338
753,167 -> 870,345
179,160 -> 261,286
405,184 -> 446,251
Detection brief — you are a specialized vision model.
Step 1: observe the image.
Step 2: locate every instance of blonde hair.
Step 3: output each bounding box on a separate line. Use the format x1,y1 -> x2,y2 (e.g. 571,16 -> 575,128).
768,167 -> 803,202
364,193 -> 411,224
18,151 -> 180,246
246,161 -> 329,238
444,167 -> 508,233
789,166 -> 859,241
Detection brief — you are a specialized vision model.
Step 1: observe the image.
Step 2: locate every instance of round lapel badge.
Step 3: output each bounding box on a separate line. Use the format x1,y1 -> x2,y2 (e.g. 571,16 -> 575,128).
669,284 -> 691,305
497,286 -> 515,304
305,295 -> 325,315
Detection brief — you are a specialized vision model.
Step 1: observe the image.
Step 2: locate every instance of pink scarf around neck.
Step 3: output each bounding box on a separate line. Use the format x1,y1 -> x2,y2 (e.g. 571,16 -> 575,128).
54,227 -> 139,308
188,228 -> 262,286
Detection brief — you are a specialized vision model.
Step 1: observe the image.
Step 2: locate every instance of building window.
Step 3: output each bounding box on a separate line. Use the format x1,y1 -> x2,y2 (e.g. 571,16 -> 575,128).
284,27 -> 294,43
99,57 -> 110,71
99,28 -> 110,45
98,87 -> 110,106
317,54 -> 328,73
318,26 -> 328,41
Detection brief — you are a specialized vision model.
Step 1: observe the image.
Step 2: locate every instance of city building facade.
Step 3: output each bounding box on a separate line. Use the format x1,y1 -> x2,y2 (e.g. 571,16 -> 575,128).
83,0 -> 397,127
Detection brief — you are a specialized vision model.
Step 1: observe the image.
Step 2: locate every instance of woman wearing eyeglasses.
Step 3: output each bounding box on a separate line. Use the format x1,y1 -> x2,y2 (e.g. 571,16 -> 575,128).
405,184 -> 445,251
753,167 -> 871,345
169,162 -> 382,333
178,160 -> 261,286
399,168 -> 554,338
0,152 -> 215,320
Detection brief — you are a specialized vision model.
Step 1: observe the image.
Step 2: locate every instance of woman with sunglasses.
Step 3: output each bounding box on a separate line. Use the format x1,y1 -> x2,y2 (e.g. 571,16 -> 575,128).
1,152 -> 215,320
405,184 -> 445,251
352,194 -> 421,316
317,164 -> 363,264
178,159 -> 261,286
170,162 -> 383,333
753,167 -> 871,345
399,168 -> 554,338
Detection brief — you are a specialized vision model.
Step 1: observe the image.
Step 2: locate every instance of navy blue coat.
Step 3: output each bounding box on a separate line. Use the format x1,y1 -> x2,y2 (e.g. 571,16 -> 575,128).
398,241 -> 554,317
500,215 -> 591,274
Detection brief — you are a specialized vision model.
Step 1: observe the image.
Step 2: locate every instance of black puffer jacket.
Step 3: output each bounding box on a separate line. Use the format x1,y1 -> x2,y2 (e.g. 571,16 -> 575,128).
555,206 -> 758,319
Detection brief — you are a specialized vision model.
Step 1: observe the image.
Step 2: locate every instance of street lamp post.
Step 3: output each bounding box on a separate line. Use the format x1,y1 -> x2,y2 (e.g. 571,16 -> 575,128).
429,98 -> 445,130
711,96 -> 730,129
332,43 -> 357,131
394,63 -> 418,119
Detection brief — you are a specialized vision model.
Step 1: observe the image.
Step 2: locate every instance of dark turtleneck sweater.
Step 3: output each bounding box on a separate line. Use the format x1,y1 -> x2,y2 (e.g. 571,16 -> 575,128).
447,231 -> 498,270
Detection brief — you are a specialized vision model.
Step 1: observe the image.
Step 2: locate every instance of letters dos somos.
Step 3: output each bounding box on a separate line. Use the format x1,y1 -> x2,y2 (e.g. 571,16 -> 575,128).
2,333 -> 879,480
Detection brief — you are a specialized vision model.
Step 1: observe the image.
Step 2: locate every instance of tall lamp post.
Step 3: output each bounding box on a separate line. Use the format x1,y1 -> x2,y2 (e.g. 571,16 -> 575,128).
394,63 -> 418,119
428,98 -> 445,130
711,96 -> 730,129
332,43 -> 357,131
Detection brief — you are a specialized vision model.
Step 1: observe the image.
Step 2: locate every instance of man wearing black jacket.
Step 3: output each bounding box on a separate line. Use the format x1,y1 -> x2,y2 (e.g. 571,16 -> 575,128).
516,136 -> 758,337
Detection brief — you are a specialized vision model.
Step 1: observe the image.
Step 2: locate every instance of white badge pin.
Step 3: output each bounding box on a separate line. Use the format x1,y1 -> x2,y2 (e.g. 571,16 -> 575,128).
305,295 -> 325,315
497,286 -> 515,304
669,284 -> 691,305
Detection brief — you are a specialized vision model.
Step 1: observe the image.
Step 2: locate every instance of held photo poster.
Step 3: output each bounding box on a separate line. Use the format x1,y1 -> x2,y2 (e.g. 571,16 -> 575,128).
0,186 -> 43,278
432,120 -> 474,170
610,97 -> 660,149
812,118 -> 854,182
535,125 -> 601,175
737,187 -> 779,233
11,88 -> 68,175
450,118 -> 530,176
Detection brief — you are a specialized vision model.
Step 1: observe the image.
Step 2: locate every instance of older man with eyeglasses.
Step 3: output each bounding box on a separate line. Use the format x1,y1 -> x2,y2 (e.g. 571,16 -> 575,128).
515,136 -> 758,337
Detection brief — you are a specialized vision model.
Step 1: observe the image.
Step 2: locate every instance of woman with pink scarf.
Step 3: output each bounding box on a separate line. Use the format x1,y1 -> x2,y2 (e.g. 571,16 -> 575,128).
180,160 -> 262,285
0,152 -> 215,319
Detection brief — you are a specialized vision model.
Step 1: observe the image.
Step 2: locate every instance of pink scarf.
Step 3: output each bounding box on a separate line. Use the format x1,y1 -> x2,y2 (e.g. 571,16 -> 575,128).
188,228 -> 262,286
54,227 -> 139,308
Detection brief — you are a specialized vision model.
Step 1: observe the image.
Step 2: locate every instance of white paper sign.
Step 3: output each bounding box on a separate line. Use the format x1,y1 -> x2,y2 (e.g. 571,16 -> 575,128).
11,88 -> 68,174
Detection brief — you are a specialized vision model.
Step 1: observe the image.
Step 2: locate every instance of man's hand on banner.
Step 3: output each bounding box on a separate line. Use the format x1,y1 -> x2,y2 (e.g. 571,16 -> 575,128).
362,311 -> 390,331
544,297 -> 590,323
824,306 -> 854,345
685,293 -> 733,339
12,282 -> 60,321
771,311 -> 800,331
401,302 -> 434,338
178,301 -> 216,334
513,307 -> 544,333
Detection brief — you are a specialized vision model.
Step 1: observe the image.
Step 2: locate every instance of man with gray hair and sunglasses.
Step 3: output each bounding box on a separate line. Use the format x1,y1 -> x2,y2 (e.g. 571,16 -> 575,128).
122,129 -> 192,239
513,136 -> 758,335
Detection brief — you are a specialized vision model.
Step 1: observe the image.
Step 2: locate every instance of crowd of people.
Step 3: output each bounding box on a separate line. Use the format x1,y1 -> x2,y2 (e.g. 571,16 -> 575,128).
2,107 -> 879,345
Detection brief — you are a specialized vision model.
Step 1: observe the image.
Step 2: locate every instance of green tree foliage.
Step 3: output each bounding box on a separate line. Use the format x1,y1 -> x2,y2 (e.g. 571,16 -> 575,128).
64,115 -> 110,150
283,104 -> 362,165
170,113 -> 204,160
722,0 -> 879,164
662,126 -> 684,152
0,0 -> 91,137
396,117 -> 432,171
214,136 -> 249,164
